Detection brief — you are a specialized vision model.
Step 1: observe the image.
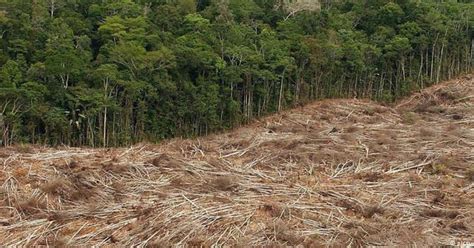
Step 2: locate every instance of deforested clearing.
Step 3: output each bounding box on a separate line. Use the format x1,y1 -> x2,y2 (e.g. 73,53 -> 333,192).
1,75 -> 473,246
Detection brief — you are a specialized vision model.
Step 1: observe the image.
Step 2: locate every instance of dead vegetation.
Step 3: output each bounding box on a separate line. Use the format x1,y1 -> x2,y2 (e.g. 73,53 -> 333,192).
0,75 -> 473,246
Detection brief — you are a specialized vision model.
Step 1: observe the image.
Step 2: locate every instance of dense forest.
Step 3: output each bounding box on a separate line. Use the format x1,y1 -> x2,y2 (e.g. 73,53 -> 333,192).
0,0 -> 472,146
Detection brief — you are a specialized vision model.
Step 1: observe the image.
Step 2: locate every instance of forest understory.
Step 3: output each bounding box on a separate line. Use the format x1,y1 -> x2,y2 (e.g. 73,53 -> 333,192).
0,74 -> 473,246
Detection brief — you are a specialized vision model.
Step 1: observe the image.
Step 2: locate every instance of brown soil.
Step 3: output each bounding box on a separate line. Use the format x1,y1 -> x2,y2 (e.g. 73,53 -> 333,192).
1,75 -> 473,246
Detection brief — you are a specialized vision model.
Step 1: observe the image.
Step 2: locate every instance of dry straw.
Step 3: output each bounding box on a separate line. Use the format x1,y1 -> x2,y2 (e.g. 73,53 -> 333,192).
0,75 -> 473,246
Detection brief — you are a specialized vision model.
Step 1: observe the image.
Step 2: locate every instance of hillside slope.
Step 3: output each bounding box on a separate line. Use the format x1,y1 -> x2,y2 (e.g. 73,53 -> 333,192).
0,75 -> 473,246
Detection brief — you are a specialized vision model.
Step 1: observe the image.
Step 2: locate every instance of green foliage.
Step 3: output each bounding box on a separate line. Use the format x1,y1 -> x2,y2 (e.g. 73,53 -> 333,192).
0,60 -> 22,88
0,0 -> 472,146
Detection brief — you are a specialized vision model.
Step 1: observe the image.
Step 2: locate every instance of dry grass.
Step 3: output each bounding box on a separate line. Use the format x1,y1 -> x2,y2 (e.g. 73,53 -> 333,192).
15,196 -> 47,215
0,75 -> 473,246
212,175 -> 238,191
345,125 -> 359,133
39,178 -> 68,195
467,166 -> 474,182
401,111 -> 419,124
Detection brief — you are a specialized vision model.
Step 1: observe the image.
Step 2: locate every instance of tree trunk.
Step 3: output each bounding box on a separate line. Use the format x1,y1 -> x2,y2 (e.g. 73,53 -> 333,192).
418,49 -> 424,88
103,107 -> 107,147
278,69 -> 286,112
430,33 -> 439,82
437,30 -> 447,83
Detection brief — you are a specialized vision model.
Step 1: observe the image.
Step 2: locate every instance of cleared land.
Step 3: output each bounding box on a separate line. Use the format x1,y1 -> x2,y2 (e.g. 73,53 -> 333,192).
0,75 -> 473,247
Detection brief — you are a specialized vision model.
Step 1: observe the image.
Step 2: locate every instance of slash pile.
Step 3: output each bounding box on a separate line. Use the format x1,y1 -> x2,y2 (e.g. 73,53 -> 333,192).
1,75 -> 473,247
